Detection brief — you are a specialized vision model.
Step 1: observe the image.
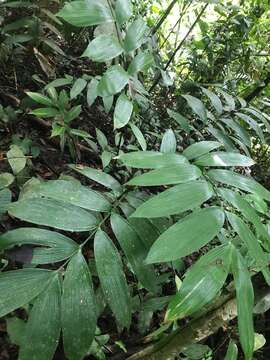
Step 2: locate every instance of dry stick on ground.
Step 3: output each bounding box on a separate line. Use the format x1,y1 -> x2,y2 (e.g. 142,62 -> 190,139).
127,287 -> 270,360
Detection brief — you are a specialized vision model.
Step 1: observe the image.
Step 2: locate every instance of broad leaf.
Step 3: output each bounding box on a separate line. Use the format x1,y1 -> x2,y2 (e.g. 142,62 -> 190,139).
98,65 -> 129,97
128,51 -> 153,75
129,123 -> 147,150
110,213 -> 158,293
69,164 -> 122,192
30,107 -> 59,118
131,180 -> 213,218
27,92 -> 53,106
146,207 -> 225,263
23,179 -> 111,212
57,1 -> 112,27
167,109 -> 190,134
19,275 -> 61,360
127,164 -> 201,186
166,244 -> 232,321
70,78 -> 87,99
119,151 -> 188,169
208,169 -> 270,200
62,251 -> 97,360
231,248 -> 254,360
224,341 -> 238,360
0,188 -> 12,216
115,0 -> 132,25
0,228 -> 78,264
7,145 -> 26,175
182,94 -> 207,122
94,230 -> 131,328
0,173 -> 15,189
201,88 -> 223,114
160,129 -> 176,153
114,93 -> 133,129
183,141 -> 222,160
8,198 -> 98,232
82,35 -> 123,62
123,18 -> 148,52
87,78 -> 99,107
194,152 -> 255,167
0,269 -> 53,317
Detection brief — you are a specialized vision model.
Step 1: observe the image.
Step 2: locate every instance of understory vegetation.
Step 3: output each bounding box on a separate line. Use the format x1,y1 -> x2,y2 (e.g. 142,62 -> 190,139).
1,0 -> 270,359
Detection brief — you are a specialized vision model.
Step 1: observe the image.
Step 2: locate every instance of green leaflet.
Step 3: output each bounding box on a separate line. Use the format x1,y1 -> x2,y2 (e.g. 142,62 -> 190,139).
236,112 -> 265,143
226,211 -> 270,284
94,230 -> 132,329
0,188 -> 12,216
128,51 -> 153,75
82,35 -> 123,62
30,107 -> 59,118
160,129 -> 176,153
146,207 -> 225,263
69,164 -> 122,192
231,248 -> 254,360
183,141 -> 222,160
182,94 -> 207,122
8,198 -> 98,232
208,169 -> 270,200
218,188 -> 269,244
22,179 -> 111,212
128,218 -> 160,248
115,0 -> 133,25
166,244 -> 232,321
201,88 -> 223,115
167,109 -> 190,134
224,341 -> 238,360
0,173 -> 15,189
110,213 -> 159,293
87,78 -> 99,107
114,93 -> 133,129
123,18 -> 148,52
0,269 -> 53,317
0,228 -> 78,264
57,1 -> 113,27
208,126 -> 237,152
27,92 -> 53,106
129,123 -> 147,150
194,152 -> 255,167
70,78 -> 87,99
127,164 -> 201,186
131,180 -> 213,218
119,151 -> 188,169
19,275 -> 61,360
7,145 -> 26,175
62,251 -> 97,360
98,65 -> 129,97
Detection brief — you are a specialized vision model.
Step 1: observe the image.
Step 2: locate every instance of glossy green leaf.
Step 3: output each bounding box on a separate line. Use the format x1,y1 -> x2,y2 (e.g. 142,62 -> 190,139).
0,268 -> 53,317
182,94 -> 207,122
129,123 -> 147,150
167,109 -> 190,134
0,188 -> 12,216
114,93 -> 133,129
146,207 -> 225,263
19,275 -> 61,360
27,92 -> 53,106
208,169 -> 270,200
221,117 -> 251,147
70,78 -> 87,99
160,129 -> 176,153
30,107 -> 59,118
128,218 -> 160,248
119,151 -> 188,169
183,141 -> 221,160
226,211 -> 270,283
57,1 -> 112,27
23,180 -> 111,212
87,78 -> 99,107
166,244 -> 232,321
103,95 -> 114,113
208,126 -> 237,152
218,188 -> 269,243
201,88 -> 223,114
115,0 -> 132,25
194,152 -> 255,167
128,51 -> 153,75
62,251 -> 97,360
110,213 -> 158,293
127,164 -> 201,186
82,35 -> 123,62
132,180 -> 213,218
0,228 -> 78,264
0,173 -> 15,189
123,18 -> 148,52
98,65 -> 129,97
69,164 -> 122,192
94,230 -> 131,328
231,248 -> 254,360
224,341 -> 238,360
7,145 -> 26,175
8,198 -> 98,232
236,112 -> 265,142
